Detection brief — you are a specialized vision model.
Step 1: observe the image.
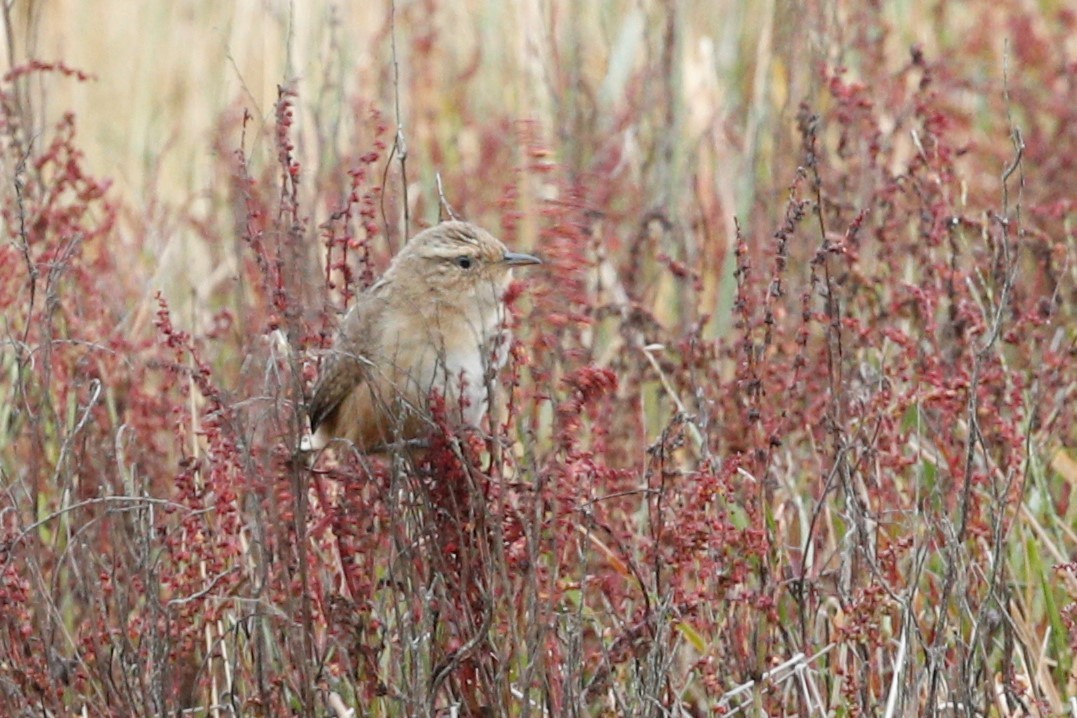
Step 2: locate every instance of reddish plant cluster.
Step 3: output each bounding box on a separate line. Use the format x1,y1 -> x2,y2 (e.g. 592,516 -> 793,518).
1,3 -> 1075,716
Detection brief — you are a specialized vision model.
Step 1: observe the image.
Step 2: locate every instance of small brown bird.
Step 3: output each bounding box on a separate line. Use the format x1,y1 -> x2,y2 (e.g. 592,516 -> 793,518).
307,220 -> 542,453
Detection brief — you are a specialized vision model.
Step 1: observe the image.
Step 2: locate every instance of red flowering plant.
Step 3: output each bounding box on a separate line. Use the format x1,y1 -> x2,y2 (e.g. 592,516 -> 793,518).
1,3 -> 1074,716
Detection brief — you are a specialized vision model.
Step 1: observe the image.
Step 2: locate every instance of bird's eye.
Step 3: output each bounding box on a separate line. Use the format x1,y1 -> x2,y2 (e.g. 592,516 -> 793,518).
455,256 -> 474,270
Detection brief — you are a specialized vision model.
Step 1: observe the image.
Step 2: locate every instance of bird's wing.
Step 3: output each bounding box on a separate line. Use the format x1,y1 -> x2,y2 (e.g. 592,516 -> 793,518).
308,291 -> 384,433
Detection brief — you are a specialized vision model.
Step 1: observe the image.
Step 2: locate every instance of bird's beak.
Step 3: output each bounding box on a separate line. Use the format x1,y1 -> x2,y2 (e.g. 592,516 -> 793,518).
503,251 -> 543,267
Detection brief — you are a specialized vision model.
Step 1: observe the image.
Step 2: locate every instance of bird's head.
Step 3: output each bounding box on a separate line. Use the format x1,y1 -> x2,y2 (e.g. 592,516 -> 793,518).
391,221 -> 542,308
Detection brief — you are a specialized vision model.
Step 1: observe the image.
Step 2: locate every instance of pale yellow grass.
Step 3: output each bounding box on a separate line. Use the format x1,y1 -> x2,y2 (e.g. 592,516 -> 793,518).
5,1 -> 792,292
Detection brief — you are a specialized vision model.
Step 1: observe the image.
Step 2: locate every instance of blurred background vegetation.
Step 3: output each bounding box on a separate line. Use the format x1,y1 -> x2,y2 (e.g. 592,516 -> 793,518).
9,0 -> 1040,319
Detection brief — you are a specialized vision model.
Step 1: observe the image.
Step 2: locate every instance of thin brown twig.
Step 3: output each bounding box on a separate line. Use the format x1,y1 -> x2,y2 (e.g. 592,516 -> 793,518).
380,0 -> 409,250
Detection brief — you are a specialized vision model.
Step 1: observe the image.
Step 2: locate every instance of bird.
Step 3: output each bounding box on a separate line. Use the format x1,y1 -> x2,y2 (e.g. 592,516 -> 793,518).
307,220 -> 542,453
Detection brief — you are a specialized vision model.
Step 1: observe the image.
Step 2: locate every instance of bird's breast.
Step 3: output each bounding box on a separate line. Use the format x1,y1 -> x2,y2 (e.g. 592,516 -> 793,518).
376,305 -> 507,426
